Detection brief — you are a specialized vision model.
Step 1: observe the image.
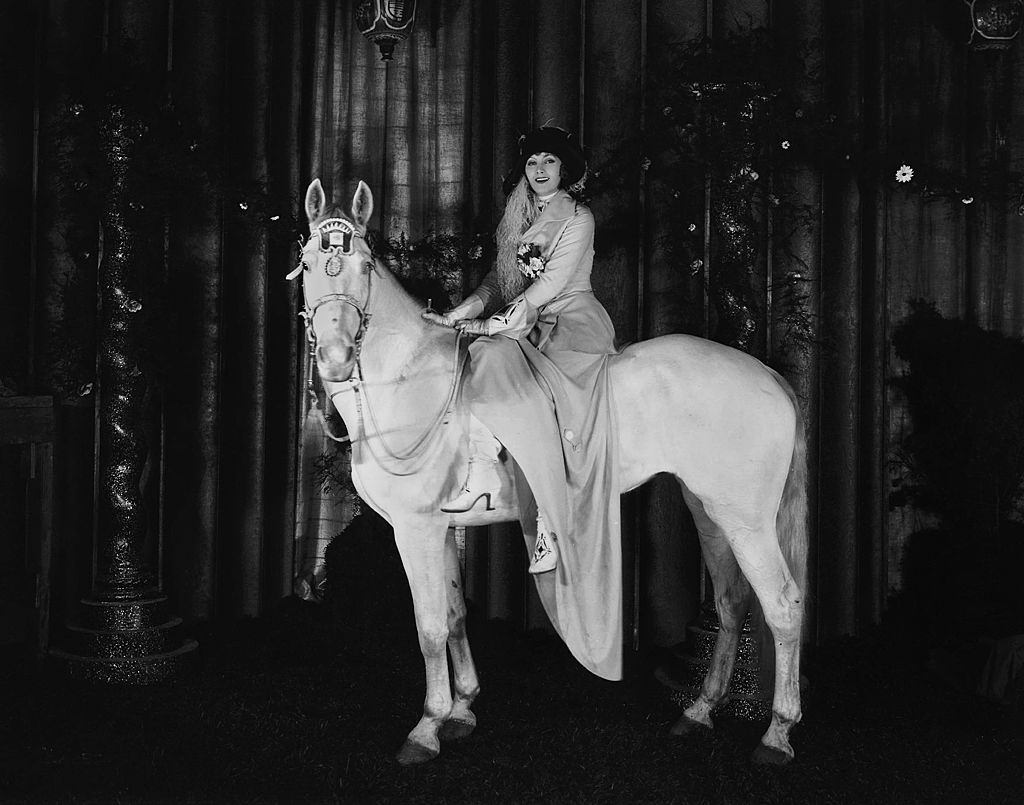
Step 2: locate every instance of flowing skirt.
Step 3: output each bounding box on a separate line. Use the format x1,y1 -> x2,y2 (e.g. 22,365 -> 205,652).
463,290 -> 623,680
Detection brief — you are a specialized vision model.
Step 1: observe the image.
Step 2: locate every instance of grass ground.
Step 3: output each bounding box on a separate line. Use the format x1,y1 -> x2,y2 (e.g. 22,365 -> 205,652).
2,523 -> 1022,804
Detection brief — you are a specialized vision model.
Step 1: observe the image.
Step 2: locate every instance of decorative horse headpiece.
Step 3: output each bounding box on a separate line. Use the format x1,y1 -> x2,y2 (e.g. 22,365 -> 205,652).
309,217 -> 360,276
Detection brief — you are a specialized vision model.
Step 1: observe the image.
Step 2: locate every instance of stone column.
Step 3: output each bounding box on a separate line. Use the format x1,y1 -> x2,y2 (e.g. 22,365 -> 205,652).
50,102 -> 197,683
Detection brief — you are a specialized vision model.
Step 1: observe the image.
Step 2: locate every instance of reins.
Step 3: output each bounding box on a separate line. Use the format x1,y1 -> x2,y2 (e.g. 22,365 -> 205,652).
290,218 -> 466,476
332,328 -> 466,476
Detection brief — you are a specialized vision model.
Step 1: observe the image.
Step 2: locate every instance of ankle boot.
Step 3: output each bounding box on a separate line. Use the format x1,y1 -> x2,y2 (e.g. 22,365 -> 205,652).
528,512 -> 558,574
441,457 -> 502,513
443,418 -> 502,514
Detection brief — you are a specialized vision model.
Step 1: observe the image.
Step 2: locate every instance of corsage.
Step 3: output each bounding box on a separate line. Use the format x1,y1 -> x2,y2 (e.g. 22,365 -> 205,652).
516,242 -> 547,278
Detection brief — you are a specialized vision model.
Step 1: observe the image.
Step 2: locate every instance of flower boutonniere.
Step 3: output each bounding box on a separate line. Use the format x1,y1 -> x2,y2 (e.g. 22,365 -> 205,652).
516,242 -> 546,278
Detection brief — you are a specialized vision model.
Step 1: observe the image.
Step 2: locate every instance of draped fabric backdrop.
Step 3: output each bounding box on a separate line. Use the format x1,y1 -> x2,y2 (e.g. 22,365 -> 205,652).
2,0 -> 1023,655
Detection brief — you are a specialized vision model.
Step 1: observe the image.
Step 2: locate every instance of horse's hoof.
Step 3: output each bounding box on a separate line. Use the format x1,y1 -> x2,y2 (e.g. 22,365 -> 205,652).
395,740 -> 439,766
669,714 -> 712,737
751,743 -> 793,766
438,717 -> 476,742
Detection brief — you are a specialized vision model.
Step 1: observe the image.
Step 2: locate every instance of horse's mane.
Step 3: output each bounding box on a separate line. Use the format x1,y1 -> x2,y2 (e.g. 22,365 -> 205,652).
364,230 -> 455,310
390,272 -> 451,310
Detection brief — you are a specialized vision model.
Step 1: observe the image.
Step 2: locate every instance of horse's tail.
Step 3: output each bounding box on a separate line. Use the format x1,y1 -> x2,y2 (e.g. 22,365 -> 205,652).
773,370 -> 809,606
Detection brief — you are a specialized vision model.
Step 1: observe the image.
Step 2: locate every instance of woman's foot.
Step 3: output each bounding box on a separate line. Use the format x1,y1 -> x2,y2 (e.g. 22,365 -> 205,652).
528,515 -> 557,574
441,458 -> 500,513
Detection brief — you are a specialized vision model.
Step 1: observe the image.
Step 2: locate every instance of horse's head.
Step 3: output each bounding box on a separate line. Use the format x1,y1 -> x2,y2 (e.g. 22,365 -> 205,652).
294,178 -> 376,382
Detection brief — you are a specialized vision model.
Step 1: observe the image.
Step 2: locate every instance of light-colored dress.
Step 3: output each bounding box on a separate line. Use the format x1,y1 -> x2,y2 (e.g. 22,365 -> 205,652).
464,190 -> 623,680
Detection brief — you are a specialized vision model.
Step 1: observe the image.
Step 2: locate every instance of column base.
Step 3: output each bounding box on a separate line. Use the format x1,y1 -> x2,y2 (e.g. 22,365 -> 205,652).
49,594 -> 198,684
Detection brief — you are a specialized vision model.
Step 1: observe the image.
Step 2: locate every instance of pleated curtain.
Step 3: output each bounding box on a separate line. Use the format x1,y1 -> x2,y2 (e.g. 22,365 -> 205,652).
6,0 -> 1024,650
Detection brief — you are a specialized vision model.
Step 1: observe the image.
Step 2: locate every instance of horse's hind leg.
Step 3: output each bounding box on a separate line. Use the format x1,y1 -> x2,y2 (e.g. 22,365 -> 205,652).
727,531 -> 803,765
671,495 -> 751,736
439,527 -> 479,741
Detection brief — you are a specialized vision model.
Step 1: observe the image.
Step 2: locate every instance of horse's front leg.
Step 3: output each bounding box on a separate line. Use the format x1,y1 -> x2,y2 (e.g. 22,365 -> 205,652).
439,526 -> 480,741
392,518 -> 453,765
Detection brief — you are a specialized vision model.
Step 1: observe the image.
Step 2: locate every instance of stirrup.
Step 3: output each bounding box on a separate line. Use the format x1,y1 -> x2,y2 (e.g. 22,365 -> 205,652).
528,525 -> 558,574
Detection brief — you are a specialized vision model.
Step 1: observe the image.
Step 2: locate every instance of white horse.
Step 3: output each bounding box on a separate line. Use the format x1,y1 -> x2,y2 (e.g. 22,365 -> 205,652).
292,179 -> 808,766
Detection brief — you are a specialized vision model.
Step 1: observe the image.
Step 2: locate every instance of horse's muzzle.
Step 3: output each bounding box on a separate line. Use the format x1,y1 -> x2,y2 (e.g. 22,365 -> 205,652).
316,343 -> 355,382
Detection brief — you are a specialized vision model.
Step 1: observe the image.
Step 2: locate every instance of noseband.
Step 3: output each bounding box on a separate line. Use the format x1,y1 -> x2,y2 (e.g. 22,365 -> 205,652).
289,217 -> 376,361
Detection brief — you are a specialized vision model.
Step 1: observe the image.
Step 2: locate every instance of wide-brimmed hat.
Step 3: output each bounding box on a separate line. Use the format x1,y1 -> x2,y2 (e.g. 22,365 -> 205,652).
504,126 -> 587,195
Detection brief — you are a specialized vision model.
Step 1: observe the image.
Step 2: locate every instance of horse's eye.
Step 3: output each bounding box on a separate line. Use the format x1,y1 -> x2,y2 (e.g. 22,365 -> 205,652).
302,261 -> 310,272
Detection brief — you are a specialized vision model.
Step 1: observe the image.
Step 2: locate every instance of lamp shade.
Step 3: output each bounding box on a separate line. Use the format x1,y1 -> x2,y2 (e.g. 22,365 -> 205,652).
965,0 -> 1024,49
355,0 -> 418,61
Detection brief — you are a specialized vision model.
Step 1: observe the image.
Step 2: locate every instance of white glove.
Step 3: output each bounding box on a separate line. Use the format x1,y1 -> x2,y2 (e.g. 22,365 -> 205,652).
453,296 -> 532,339
446,294 -> 485,321
421,293 -> 485,329
421,310 -> 458,328
453,317 -> 492,336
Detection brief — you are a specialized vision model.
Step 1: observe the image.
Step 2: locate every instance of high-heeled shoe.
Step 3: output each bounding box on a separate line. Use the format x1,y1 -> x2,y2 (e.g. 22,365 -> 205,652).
441,457 -> 501,513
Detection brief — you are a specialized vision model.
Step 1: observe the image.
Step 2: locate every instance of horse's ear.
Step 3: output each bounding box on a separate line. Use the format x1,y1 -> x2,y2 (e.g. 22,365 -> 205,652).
351,181 -> 374,231
305,179 -> 327,225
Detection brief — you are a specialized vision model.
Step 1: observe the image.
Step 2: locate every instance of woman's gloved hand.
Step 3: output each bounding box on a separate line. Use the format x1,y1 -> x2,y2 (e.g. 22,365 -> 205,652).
421,310 -> 458,328
453,318 -> 491,336
446,294 -> 485,321
451,296 -> 531,339
421,293 -> 485,328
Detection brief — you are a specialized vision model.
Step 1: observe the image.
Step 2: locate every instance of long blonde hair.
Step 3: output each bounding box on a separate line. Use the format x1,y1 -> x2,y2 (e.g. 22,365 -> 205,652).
491,176 -> 542,307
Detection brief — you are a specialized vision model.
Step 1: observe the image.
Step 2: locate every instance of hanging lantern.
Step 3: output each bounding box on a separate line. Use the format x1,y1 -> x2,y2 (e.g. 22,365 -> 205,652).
355,0 -> 418,61
964,0 -> 1024,49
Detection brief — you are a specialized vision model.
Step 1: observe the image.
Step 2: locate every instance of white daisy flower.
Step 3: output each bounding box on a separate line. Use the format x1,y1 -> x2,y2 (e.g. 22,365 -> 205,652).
895,165 -> 914,183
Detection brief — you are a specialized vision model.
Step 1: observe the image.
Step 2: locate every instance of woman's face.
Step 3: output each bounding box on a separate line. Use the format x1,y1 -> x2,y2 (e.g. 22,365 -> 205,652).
524,152 -> 562,196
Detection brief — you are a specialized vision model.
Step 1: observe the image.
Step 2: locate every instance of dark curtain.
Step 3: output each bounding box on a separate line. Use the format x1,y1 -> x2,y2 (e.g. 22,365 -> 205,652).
4,0 -> 1023,650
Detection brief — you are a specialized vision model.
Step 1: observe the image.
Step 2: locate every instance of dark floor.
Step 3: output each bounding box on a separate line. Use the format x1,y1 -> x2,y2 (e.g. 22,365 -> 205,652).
2,519 -> 1023,804
2,601 -> 1022,804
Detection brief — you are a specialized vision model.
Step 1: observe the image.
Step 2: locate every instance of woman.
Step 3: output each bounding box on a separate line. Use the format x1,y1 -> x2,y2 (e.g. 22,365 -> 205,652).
423,126 -> 623,678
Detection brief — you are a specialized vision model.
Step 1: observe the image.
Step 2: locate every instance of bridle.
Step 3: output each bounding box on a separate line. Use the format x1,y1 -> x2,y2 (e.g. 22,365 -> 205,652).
286,213 -> 467,475
288,216 -> 376,361
286,215 -> 374,447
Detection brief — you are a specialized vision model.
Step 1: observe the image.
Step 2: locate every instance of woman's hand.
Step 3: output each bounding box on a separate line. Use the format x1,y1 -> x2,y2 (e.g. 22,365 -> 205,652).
421,311 -> 492,336
446,294 -> 485,321
453,318 -> 491,336
421,309 -> 458,328
421,293 -> 485,329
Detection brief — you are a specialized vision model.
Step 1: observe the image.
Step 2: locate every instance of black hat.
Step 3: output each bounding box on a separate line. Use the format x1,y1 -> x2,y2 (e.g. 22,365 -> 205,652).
504,126 -> 587,196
